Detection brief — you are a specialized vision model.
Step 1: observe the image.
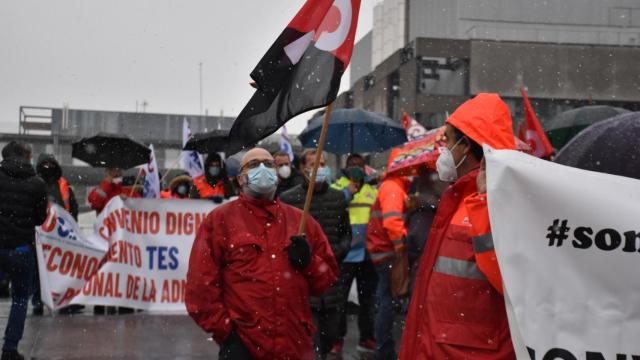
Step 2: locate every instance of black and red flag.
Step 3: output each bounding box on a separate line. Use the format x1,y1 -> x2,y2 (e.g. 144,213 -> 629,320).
227,0 -> 361,154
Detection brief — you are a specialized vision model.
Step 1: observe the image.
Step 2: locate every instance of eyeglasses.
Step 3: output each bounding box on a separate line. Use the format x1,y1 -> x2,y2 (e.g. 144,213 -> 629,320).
242,159 -> 276,171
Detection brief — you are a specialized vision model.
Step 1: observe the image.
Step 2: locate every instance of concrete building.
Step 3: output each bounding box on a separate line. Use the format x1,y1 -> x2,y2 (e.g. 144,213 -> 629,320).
355,0 -> 640,83
373,0 -> 407,69
343,0 -> 640,129
336,0 -> 640,168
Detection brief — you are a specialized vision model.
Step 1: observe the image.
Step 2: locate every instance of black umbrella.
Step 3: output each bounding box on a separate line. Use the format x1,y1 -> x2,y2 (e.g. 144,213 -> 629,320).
183,129 -> 229,154
72,133 -> 150,169
545,105 -> 629,150
554,112 -> 640,180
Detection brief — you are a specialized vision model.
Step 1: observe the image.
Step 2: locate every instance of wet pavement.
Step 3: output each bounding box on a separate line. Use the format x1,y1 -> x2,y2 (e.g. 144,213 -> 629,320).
0,300 -> 402,359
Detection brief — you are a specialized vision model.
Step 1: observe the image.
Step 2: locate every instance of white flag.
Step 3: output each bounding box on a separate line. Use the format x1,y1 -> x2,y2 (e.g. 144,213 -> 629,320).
180,118 -> 204,178
142,144 -> 160,198
280,125 -> 294,161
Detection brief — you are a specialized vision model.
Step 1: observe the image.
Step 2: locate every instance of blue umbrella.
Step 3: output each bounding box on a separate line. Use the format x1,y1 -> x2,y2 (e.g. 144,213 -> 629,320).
554,112 -> 640,180
298,109 -> 407,154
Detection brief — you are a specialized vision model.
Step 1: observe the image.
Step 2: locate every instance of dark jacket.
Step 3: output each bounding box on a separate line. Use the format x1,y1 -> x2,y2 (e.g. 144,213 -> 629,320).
36,153 -> 79,220
406,204 -> 436,265
0,158 -> 48,249
281,181 -> 351,309
275,170 -> 304,197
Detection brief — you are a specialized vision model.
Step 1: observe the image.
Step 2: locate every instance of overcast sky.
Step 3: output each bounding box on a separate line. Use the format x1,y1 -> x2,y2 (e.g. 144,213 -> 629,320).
0,0 -> 375,134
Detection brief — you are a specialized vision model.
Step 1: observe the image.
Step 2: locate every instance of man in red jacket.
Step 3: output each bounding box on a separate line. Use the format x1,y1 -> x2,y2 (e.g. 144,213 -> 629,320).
398,93 -> 516,360
88,168 -> 141,214
186,147 -> 339,360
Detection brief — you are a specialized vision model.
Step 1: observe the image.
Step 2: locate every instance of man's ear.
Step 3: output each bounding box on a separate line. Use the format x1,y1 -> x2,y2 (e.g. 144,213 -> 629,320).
461,136 -> 472,154
237,173 -> 246,187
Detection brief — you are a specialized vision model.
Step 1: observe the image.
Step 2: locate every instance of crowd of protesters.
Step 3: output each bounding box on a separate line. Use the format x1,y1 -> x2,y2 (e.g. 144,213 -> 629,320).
0,93 -> 526,360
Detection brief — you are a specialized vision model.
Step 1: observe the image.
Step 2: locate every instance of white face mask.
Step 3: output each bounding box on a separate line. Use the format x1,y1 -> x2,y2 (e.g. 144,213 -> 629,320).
436,137 -> 467,182
277,165 -> 292,179
112,177 -> 123,184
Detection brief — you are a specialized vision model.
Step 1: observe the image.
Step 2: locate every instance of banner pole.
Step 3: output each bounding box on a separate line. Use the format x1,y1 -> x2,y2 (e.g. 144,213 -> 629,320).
298,102 -> 334,235
129,167 -> 144,197
159,156 -> 182,185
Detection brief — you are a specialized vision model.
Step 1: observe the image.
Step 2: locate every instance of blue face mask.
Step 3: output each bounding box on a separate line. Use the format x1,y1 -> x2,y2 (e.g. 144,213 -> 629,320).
247,163 -> 278,195
312,166 -> 332,184
208,166 -> 221,177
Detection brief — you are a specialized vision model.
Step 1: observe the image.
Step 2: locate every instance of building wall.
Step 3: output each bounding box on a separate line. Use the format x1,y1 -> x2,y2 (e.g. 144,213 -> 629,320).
409,0 -> 640,46
373,0 -> 407,68
339,36 -> 640,130
470,40 -> 640,101
350,31 -> 373,87
52,109 -> 233,141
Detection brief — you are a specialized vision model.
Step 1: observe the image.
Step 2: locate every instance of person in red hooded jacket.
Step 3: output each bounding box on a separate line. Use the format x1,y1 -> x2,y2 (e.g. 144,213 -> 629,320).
186,147 -> 338,360
398,93 -> 516,360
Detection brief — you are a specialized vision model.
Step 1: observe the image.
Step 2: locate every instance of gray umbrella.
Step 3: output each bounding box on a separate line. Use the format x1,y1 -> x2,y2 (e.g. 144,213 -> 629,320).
554,112 -> 640,180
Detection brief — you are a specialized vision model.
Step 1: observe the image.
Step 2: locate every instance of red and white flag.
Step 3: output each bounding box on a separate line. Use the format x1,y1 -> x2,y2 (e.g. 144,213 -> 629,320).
519,87 -> 555,158
401,111 -> 428,141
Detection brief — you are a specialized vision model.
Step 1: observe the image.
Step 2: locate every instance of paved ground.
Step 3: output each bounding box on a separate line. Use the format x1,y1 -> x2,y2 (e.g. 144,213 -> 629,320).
0,300 -> 404,359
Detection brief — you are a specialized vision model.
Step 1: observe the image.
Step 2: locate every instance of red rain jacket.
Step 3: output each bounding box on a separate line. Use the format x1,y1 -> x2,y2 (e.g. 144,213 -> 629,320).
186,193 -> 338,360
366,176 -> 410,264
399,93 -> 516,360
88,180 -> 141,214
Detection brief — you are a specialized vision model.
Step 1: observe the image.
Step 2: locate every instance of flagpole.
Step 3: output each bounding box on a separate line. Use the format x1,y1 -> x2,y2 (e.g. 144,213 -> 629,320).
159,156 -> 182,184
129,167 -> 144,197
298,102 -> 334,235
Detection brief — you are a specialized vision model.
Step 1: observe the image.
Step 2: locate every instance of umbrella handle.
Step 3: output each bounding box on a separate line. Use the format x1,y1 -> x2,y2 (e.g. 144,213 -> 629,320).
298,102 -> 334,235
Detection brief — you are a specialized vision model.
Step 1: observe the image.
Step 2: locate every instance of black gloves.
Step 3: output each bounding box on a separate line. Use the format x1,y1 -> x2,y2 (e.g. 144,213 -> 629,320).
211,196 -> 224,204
223,330 -> 242,346
288,235 -> 311,270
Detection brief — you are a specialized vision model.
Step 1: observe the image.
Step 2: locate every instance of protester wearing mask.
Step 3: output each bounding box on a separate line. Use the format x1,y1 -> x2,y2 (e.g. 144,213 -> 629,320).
88,168 -> 141,214
36,154 -> 79,220
280,149 -> 351,359
161,174 -> 193,199
366,150 -> 412,360
190,153 -> 234,202
404,168 -> 448,279
330,154 -> 378,358
0,142 -> 48,360
35,154 -> 82,316
274,151 -> 303,197
399,93 -> 516,360
186,147 -> 338,360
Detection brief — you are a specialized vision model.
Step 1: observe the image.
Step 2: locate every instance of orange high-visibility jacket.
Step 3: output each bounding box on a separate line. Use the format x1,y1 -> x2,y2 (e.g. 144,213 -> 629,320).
58,177 -> 72,212
366,176 -> 410,264
193,175 -> 226,198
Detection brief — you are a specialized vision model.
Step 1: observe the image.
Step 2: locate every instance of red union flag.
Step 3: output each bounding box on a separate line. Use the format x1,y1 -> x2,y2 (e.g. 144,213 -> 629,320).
519,87 -> 555,158
401,111 -> 428,141
227,0 -> 361,154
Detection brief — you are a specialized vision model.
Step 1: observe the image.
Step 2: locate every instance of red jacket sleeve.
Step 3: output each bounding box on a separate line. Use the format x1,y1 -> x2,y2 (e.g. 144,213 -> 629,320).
378,179 -> 408,251
185,211 -> 233,343
464,193 -> 504,294
88,180 -> 117,213
302,216 -> 339,297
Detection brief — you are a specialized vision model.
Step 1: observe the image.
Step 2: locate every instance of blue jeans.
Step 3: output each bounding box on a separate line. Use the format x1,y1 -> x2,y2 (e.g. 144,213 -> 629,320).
374,261 -> 396,360
0,245 -> 35,350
